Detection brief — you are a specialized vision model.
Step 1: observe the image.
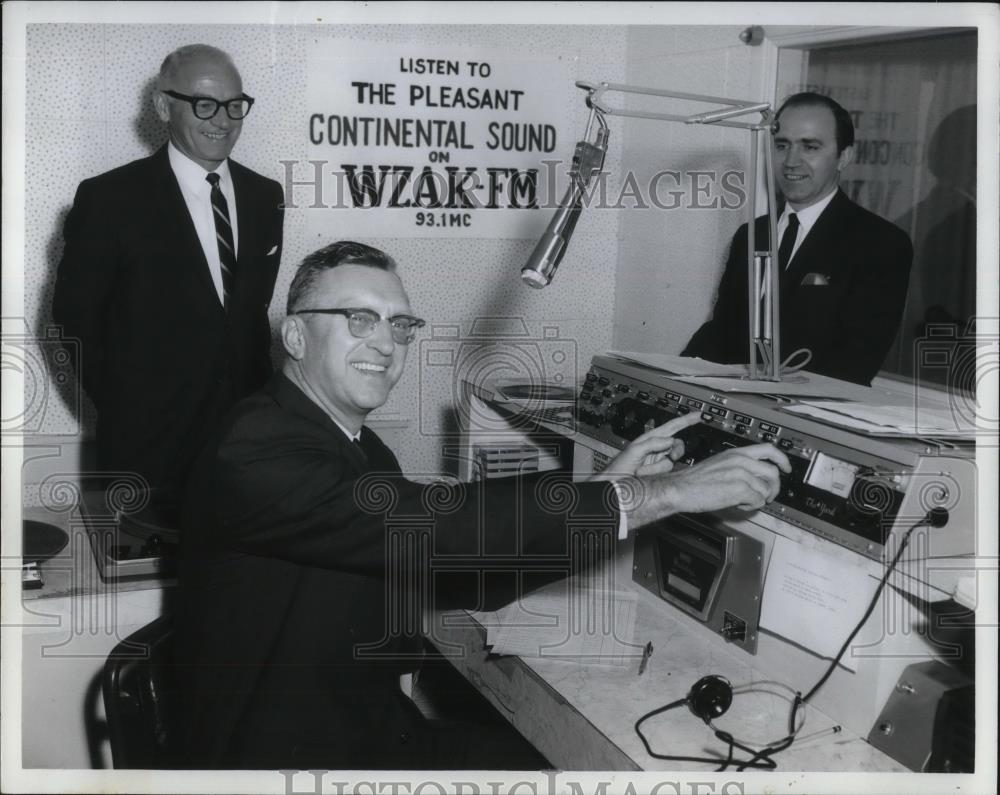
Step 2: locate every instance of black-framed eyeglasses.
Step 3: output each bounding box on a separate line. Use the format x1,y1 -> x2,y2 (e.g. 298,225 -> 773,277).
161,90 -> 255,120
294,307 -> 426,345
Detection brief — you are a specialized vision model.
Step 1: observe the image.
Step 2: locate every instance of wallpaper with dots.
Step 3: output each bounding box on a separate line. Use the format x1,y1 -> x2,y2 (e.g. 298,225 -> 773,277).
616,25 -> 770,353
22,23 -> 758,477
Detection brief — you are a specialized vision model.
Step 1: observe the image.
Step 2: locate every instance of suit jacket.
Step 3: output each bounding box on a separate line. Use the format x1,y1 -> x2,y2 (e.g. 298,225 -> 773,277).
682,189 -> 913,385
176,373 -> 619,768
52,145 -> 284,495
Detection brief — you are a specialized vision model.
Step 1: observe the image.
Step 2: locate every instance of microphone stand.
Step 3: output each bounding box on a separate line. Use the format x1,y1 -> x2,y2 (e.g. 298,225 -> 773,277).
522,80 -> 783,381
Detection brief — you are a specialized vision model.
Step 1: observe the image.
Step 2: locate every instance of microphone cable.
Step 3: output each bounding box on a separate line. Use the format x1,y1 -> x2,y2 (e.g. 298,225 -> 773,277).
732,507 -> 948,770
634,697 -> 781,771
780,348 -> 813,374
634,508 -> 948,771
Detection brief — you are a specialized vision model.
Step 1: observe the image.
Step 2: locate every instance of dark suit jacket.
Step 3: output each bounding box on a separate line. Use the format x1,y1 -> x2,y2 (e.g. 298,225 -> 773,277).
682,190 -> 913,385
176,373 -> 619,769
52,145 -> 284,495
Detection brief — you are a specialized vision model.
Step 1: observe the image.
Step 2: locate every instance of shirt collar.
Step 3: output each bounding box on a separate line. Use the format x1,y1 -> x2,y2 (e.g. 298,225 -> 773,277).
782,187 -> 838,235
167,140 -> 232,194
330,417 -> 361,443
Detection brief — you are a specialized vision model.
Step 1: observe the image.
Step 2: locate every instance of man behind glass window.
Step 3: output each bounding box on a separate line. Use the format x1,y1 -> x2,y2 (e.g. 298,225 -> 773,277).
683,92 -> 913,386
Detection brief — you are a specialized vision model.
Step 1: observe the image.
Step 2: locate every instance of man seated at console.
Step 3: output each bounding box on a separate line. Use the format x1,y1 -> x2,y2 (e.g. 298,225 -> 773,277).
682,92 -> 913,386
177,240 -> 790,769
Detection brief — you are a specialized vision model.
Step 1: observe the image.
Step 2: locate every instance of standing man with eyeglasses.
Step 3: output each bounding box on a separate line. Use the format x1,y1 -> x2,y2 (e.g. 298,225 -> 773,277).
53,44 -> 284,503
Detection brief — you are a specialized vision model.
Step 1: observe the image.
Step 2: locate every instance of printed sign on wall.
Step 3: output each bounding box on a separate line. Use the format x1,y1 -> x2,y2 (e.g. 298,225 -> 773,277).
302,39 -> 576,238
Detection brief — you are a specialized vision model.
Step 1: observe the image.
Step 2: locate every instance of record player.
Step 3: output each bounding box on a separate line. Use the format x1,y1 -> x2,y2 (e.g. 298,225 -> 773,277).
79,484 -> 179,581
22,519 -> 70,590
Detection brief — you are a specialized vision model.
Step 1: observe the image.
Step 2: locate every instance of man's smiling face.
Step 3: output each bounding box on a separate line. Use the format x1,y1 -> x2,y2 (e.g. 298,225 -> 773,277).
773,104 -> 852,210
283,265 -> 411,432
155,52 -> 244,171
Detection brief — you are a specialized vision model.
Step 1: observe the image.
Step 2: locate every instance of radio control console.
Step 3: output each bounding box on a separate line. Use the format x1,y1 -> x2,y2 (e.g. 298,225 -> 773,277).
577,356 -> 964,561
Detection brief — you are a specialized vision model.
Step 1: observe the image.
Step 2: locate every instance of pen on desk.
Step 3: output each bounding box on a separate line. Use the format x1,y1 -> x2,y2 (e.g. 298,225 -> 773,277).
795,725 -> 842,743
638,641 -> 653,675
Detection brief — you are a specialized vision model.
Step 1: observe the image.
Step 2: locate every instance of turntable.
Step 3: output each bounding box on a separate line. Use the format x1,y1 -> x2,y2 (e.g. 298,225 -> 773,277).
79,486 -> 179,581
491,380 -> 578,426
22,519 -> 70,590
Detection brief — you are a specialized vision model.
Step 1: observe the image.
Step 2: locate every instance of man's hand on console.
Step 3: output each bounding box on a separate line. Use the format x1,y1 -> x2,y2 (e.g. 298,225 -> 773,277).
590,413 -> 701,480
620,443 -> 791,530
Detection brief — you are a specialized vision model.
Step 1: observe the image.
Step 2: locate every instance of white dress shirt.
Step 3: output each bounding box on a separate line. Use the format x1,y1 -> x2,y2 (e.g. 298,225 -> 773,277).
612,481 -> 629,540
167,142 -> 239,305
332,418 -> 361,443
777,187 -> 838,268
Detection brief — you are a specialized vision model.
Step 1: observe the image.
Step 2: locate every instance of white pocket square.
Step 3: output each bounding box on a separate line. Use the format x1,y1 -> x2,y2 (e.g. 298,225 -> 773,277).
800,272 -> 830,286
266,245 -> 279,256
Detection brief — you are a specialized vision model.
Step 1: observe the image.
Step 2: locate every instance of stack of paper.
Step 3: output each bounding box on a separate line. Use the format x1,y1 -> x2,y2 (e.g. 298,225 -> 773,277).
608,351 -> 750,377
472,580 -> 642,667
607,351 -> 873,399
783,400 -> 978,437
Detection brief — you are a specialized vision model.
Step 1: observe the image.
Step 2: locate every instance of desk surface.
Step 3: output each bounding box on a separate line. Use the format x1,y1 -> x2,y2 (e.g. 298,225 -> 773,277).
426,582 -> 905,773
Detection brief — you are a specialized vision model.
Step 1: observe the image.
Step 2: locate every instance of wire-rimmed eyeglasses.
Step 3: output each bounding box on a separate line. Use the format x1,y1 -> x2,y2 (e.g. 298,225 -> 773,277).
161,90 -> 255,120
293,307 -> 426,345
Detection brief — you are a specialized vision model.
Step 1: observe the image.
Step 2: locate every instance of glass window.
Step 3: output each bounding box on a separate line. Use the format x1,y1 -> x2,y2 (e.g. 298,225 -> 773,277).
776,31 -> 977,386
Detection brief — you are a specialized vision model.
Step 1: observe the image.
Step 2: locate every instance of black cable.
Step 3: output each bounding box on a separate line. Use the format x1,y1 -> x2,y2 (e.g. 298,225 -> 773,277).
732,512 -> 937,771
634,700 -> 778,771
635,511 -> 940,772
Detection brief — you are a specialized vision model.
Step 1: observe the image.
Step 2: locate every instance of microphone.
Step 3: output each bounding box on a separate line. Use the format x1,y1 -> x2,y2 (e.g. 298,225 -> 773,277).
521,125 -> 609,288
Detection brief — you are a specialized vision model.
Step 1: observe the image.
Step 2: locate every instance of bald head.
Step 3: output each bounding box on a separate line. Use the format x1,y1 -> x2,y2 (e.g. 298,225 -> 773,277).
153,44 -> 246,171
157,44 -> 239,91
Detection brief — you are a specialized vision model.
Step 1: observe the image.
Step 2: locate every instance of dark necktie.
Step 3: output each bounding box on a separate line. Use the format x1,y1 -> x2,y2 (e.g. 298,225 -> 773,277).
353,436 -> 376,469
778,212 -> 799,271
354,432 -> 401,474
206,172 -> 236,309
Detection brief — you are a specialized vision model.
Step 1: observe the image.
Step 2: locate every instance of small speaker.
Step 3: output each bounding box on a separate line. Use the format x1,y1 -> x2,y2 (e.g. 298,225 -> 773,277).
867,660 -> 974,772
687,675 -> 733,723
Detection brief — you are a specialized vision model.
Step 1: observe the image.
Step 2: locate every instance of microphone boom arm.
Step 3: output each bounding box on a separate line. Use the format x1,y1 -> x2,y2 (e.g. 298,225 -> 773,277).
521,80 -> 783,381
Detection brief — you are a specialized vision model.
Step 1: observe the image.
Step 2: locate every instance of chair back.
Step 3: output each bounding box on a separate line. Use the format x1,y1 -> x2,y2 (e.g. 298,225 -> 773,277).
102,614 -> 179,768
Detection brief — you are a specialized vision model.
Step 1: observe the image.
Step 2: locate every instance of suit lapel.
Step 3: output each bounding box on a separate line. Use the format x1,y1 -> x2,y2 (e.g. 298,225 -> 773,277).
229,160 -> 258,271
268,374 -> 371,473
781,190 -> 850,302
150,146 -> 225,314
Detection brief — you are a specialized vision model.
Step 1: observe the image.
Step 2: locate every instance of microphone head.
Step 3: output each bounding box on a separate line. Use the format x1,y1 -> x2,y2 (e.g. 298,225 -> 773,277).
520,202 -> 579,288
521,267 -> 550,289
521,231 -> 567,288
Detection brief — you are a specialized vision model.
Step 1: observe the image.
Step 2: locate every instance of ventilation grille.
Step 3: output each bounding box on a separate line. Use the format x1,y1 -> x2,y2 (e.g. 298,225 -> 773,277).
592,450 -> 612,474
473,445 -> 540,480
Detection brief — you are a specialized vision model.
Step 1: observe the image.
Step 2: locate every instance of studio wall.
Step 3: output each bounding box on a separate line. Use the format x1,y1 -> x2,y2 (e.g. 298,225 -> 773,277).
613,25 -> 770,356
24,22 -> 634,480
23,23 -> 763,483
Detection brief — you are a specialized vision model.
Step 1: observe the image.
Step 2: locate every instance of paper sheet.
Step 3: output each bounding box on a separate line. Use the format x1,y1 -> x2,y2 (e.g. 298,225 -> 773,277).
671,373 -> 871,399
607,351 -> 878,400
782,400 -> 977,437
472,580 -> 641,667
760,536 -> 878,671
607,351 -> 750,377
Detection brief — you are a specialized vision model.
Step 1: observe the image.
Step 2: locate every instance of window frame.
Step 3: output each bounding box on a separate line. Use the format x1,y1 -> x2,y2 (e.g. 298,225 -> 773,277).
761,26 -> 980,399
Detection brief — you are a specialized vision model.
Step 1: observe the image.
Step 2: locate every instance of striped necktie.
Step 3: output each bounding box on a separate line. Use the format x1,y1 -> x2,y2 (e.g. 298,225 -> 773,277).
206,172 -> 236,309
